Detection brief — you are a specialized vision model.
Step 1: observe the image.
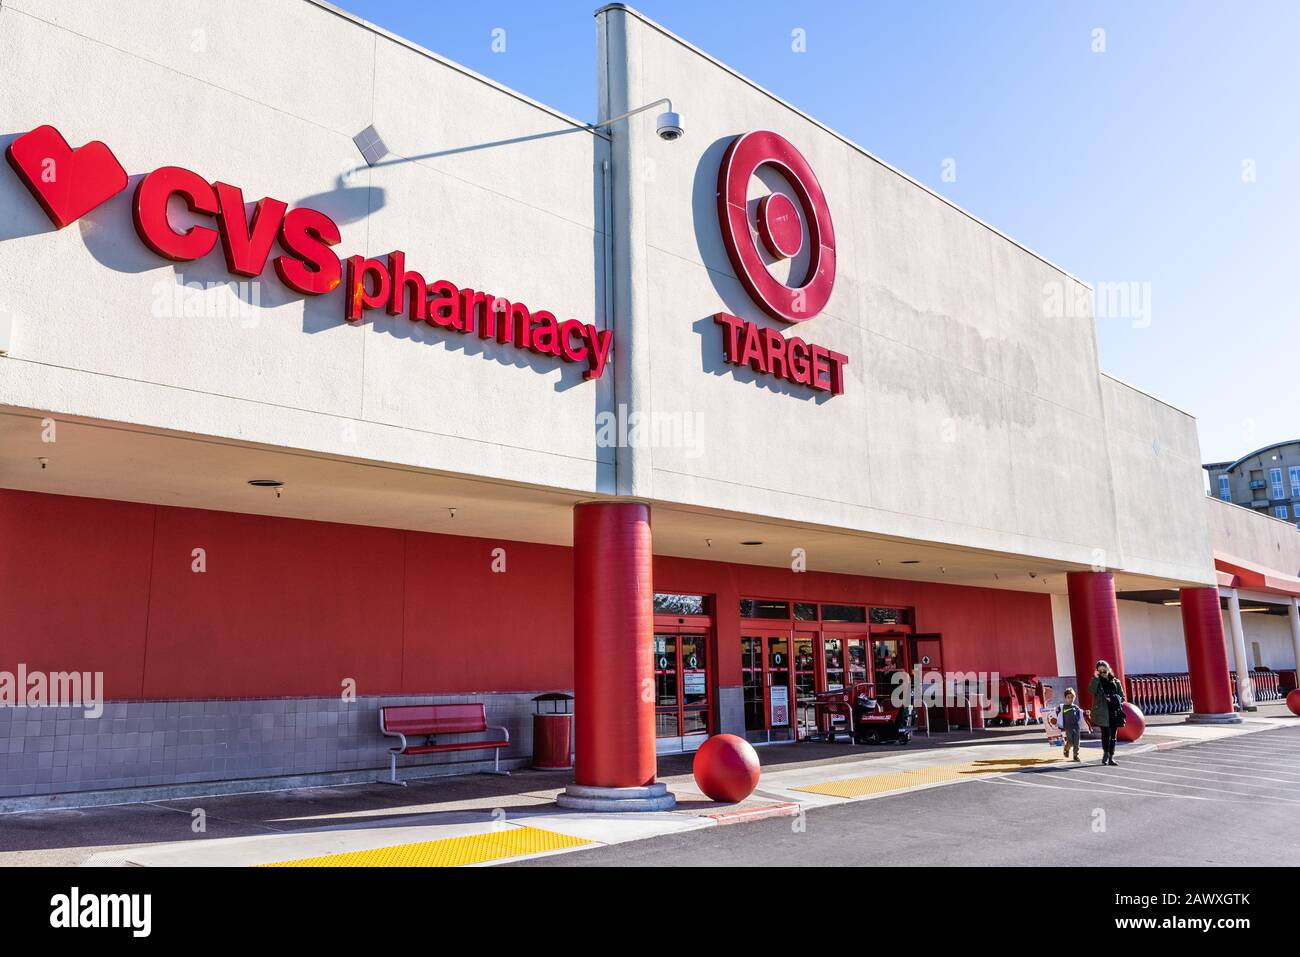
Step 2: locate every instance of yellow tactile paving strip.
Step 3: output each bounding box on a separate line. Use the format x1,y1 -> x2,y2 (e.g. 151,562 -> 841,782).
794,756 -> 1074,799
259,826 -> 592,868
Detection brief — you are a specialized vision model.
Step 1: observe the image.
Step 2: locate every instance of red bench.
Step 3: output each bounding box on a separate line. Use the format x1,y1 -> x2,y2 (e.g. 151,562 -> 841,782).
379,703 -> 510,784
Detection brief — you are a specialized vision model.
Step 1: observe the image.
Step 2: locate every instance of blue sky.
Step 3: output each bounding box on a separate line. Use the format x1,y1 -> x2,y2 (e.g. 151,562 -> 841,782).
337,0 -> 1299,465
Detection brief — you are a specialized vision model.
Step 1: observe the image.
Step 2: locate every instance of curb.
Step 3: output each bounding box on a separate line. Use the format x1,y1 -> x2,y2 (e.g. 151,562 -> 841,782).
707,801 -> 800,826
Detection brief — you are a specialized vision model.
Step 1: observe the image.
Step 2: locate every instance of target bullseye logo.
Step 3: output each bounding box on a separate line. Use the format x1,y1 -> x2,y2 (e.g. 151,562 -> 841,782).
717,130 -> 836,323
757,192 -> 802,259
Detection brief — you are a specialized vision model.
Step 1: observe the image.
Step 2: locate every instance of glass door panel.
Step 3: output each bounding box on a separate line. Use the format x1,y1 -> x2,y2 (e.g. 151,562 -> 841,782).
741,634 -> 792,733
680,631 -> 710,738
794,636 -> 817,737
654,633 -> 679,738
741,636 -> 764,731
767,636 -> 791,731
847,637 -> 869,686
682,708 -> 709,735
873,638 -> 905,705
680,633 -> 709,707
823,637 -> 845,691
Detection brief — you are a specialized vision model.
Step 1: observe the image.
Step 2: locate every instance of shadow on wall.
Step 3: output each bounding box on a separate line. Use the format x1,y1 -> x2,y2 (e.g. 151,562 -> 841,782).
67,173 -> 373,334
690,314 -> 823,404
339,125 -> 609,396
362,126 -> 593,166
0,133 -> 57,242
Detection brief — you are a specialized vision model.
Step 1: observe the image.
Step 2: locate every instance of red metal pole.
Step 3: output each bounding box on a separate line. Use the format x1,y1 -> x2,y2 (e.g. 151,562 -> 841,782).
1179,587 -> 1236,718
572,501 -> 656,788
1066,571 -> 1126,712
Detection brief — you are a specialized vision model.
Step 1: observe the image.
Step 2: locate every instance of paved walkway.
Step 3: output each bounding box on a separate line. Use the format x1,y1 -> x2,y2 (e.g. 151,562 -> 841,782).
1,703 -> 1293,866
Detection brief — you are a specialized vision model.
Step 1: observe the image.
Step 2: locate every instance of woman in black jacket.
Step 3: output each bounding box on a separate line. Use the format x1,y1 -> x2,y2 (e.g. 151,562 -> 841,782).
1088,660 -> 1125,766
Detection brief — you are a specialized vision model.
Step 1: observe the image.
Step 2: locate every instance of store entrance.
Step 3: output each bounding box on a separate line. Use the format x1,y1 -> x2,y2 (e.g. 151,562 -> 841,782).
871,635 -> 908,704
653,622 -> 712,752
871,632 -> 948,729
800,632 -> 870,738
909,633 -> 947,731
740,630 -> 828,739
741,632 -> 793,740
743,600 -> 925,743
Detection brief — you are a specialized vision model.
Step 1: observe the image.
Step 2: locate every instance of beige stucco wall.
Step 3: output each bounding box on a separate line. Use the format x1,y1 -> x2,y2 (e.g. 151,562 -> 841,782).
0,0 -> 615,495
1206,497 -> 1300,575
603,6 -> 1213,584
1101,376 -> 1215,584
0,0 -> 1219,588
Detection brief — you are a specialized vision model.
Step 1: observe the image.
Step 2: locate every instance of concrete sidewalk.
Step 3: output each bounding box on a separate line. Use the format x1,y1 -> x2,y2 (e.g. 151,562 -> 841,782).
1,703 -> 1293,867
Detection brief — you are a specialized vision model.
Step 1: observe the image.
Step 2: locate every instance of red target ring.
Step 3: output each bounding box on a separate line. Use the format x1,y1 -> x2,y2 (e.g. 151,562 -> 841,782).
717,130 -> 836,323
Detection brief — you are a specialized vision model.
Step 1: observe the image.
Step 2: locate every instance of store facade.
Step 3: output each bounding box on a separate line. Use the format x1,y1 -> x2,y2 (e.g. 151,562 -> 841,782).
0,1 -> 1258,804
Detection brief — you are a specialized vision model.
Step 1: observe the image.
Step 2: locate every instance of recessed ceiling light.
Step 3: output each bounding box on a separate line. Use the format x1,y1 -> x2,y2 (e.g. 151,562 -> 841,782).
740,540 -> 763,546
247,479 -> 284,488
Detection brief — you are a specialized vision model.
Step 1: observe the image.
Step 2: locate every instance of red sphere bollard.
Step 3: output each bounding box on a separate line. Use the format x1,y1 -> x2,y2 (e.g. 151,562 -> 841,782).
1116,702 -> 1146,742
1287,689 -> 1300,716
693,734 -> 761,803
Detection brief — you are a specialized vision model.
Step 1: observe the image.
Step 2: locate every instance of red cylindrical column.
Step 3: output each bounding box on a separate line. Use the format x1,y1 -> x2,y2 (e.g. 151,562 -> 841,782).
572,501 -> 656,788
1067,571 -> 1126,712
1179,587 -> 1236,717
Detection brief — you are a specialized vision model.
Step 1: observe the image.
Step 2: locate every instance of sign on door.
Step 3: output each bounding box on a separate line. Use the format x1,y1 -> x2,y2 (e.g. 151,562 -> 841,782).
770,684 -> 789,726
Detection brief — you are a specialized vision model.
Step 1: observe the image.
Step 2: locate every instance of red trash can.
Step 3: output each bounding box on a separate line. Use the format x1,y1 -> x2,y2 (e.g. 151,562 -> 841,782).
531,692 -> 573,770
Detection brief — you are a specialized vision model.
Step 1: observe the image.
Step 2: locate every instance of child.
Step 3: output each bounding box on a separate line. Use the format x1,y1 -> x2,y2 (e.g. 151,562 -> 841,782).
1055,688 -> 1088,761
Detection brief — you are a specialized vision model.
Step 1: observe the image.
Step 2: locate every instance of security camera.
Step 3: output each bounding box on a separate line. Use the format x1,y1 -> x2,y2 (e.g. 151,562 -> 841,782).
656,111 -> 684,141
592,99 -> 684,141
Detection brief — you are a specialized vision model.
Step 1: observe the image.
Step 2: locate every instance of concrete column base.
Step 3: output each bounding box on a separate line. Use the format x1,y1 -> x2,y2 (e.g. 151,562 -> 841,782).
1185,712 -> 1244,725
556,782 -> 677,812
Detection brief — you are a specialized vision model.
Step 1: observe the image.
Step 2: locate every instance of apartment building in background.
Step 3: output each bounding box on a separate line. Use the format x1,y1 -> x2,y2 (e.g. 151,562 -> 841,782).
1205,440 -> 1300,528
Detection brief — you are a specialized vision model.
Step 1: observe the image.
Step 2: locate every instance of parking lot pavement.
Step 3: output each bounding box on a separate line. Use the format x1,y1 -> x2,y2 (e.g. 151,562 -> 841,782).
988,726 -> 1300,807
517,726 -> 1300,867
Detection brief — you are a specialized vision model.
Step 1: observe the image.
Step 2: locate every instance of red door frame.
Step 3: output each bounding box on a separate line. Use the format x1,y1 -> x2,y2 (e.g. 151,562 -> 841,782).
870,628 -> 914,707
790,630 -> 819,737
909,632 -> 946,730
740,598 -> 917,740
740,629 -> 794,735
653,616 -> 714,740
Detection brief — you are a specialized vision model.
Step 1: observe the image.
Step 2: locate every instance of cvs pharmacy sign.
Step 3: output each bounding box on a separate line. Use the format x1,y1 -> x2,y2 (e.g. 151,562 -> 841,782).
5,125 -> 613,380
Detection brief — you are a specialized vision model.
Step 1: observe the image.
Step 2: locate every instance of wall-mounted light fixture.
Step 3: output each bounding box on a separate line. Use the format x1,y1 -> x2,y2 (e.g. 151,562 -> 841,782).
352,125 -> 389,166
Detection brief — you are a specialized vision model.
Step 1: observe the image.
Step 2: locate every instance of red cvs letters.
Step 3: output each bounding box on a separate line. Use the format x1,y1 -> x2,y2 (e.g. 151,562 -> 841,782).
127,162 -> 610,380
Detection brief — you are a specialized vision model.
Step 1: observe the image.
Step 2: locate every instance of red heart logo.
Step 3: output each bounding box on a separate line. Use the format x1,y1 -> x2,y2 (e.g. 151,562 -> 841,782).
5,125 -> 128,229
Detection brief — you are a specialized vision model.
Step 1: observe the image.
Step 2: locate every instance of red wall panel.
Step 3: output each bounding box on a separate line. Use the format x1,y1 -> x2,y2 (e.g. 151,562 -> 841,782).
142,506 -> 407,698
1,490 -> 1057,702
401,530 -> 572,693
0,489 -> 155,698
654,556 -> 1058,687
